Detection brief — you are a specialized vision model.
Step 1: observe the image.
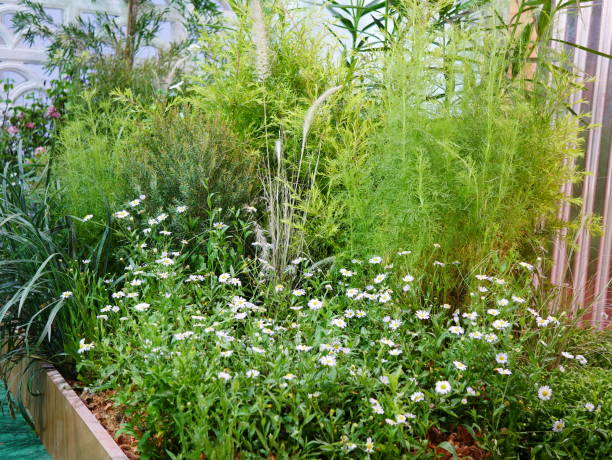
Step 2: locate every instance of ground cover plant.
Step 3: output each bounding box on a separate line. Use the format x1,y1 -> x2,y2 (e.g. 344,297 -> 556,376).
71,199 -> 610,458
1,0 -> 611,459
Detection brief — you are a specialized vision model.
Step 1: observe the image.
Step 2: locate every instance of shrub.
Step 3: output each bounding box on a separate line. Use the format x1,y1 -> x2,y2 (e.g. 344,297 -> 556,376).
127,103 -> 258,219
54,94 -> 135,226
324,3 -> 584,299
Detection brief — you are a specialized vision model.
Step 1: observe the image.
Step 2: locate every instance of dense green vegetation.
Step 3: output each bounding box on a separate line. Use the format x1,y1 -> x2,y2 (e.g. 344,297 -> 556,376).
1,1 -> 610,459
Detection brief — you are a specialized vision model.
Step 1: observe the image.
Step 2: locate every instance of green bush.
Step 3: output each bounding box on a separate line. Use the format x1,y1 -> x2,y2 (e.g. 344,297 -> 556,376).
54,94 -> 135,225
54,94 -> 257,235
127,104 -> 258,219
322,6 -> 584,298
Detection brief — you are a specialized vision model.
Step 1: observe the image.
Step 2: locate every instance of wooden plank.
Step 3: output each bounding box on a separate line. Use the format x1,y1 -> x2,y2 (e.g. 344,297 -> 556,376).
6,359 -> 128,460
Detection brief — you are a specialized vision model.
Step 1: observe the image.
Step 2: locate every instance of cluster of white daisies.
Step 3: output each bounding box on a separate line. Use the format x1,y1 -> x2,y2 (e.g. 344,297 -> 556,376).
69,205 -> 602,454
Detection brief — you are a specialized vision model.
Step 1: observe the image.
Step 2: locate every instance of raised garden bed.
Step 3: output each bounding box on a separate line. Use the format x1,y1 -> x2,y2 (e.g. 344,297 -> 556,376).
6,358 -> 129,460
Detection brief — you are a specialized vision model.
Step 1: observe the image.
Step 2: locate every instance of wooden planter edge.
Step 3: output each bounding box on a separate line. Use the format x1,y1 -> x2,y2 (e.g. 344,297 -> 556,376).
6,358 -> 128,460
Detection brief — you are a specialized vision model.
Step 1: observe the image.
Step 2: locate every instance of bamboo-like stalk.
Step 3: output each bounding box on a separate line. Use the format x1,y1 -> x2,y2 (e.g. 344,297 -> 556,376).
125,0 -> 139,69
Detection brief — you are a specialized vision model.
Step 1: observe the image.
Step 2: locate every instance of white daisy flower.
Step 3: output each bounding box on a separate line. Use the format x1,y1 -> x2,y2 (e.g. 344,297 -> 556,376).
410,391 -> 425,402
77,338 -> 94,354
552,419 -> 565,432
494,368 -> 512,375
495,353 -> 509,364
463,312 -> 478,321
484,333 -> 498,343
113,210 -> 130,219
134,302 -> 150,312
378,292 -> 392,303
519,262 -> 534,270
435,380 -> 452,395
373,273 -> 387,284
538,385 -> 552,401
296,345 -> 312,352
492,319 -> 510,330
156,257 -> 174,266
416,310 -> 430,320
246,369 -> 260,378
308,298 -> 323,310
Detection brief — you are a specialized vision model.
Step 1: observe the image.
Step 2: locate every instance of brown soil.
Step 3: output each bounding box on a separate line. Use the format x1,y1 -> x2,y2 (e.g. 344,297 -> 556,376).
427,425 -> 491,459
67,380 -> 140,460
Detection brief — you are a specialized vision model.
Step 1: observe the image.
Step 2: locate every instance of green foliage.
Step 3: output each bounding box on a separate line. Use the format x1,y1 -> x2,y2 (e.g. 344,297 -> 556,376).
3,2 -> 610,458
54,94 -> 135,226
321,2 -> 584,298
0,79 -> 70,162
54,92 -> 257,235
0,157 -> 106,388
127,103 -> 259,218
189,1 -> 352,269
12,0 -> 220,78
74,204 -> 611,458
192,1 -> 343,152
326,0 -> 491,69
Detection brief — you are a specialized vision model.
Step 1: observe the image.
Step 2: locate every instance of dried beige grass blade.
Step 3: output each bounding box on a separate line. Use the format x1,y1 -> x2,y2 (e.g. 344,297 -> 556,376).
301,85 -> 343,155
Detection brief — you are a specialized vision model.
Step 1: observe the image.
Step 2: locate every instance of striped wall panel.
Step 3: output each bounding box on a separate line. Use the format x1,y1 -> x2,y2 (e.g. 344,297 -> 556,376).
551,0 -> 612,329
